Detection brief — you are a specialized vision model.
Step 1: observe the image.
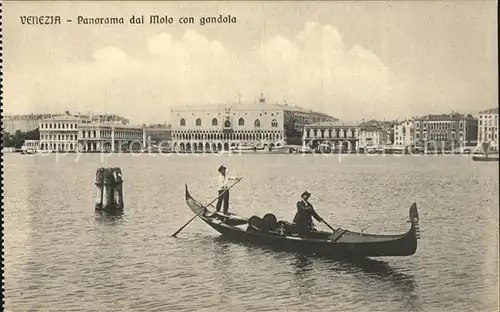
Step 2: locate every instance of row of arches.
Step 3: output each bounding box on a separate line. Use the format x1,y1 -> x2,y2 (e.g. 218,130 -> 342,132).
305,128 -> 357,139
172,141 -> 279,152
304,139 -> 359,152
39,142 -> 76,151
179,118 -> 279,128
172,131 -> 284,141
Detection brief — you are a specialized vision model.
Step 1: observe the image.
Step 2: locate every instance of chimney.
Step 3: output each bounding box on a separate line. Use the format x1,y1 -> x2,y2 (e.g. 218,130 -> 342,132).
259,93 -> 265,103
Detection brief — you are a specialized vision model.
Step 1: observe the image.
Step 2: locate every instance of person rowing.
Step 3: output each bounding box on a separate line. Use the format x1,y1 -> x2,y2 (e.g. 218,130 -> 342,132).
293,191 -> 324,237
215,165 -> 241,215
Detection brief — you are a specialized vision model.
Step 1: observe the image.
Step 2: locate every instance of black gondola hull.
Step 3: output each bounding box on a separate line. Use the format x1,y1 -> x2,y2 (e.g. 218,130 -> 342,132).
184,185 -> 419,258
472,155 -> 499,161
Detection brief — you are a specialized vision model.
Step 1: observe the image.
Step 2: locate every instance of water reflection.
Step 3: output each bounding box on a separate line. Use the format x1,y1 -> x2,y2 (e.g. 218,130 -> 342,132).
210,236 -> 421,310
94,210 -> 124,225
330,258 -> 420,310
290,255 -> 316,297
209,238 -> 234,305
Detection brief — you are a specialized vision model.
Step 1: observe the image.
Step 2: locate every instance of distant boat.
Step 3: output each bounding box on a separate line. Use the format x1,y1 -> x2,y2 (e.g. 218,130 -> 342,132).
472,155 -> 499,162
20,147 -> 37,155
229,143 -> 292,154
472,141 -> 499,161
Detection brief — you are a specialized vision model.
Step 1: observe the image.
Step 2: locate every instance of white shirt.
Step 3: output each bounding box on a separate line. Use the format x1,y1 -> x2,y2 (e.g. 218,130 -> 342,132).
217,172 -> 237,190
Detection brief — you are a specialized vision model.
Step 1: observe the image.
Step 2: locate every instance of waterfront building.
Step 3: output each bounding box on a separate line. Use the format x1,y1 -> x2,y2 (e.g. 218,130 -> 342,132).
413,113 -> 478,150
393,120 -> 415,147
77,123 -> 145,152
358,119 -> 397,144
144,124 -> 172,151
3,112 -> 130,134
358,126 -> 387,149
170,94 -> 336,152
39,115 -> 81,152
302,121 -> 360,152
477,107 -> 498,151
21,140 -> 40,153
38,112 -> 142,152
3,113 -> 56,133
85,113 -> 130,125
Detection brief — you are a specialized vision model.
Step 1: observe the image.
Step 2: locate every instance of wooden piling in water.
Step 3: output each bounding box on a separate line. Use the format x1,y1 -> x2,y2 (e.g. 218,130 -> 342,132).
102,168 -> 114,210
112,167 -> 124,210
95,168 -> 105,210
95,167 -> 125,212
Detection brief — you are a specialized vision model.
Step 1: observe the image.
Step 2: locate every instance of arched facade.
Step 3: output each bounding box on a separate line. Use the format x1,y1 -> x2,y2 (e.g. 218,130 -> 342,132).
170,105 -> 286,152
303,122 -> 360,153
38,115 -> 80,152
77,124 -> 146,152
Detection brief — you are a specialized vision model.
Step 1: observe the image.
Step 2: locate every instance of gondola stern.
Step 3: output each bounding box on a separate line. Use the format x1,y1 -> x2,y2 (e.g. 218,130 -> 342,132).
408,203 -> 421,240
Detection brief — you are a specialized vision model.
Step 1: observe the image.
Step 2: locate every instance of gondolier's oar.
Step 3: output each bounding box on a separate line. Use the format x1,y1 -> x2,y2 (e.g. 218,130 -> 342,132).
321,219 -> 336,232
171,178 -> 242,237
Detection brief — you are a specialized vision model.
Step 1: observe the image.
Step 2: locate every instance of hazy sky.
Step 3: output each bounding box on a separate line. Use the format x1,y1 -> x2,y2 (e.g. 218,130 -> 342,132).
3,1 -> 498,124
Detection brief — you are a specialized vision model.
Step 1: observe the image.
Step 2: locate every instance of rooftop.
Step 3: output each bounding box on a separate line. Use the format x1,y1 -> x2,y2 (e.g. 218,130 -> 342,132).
170,94 -> 335,118
478,107 -> 498,114
78,123 -> 144,129
305,121 -> 357,128
42,115 -> 82,121
414,113 -> 476,121
358,119 -> 397,129
171,102 -> 330,115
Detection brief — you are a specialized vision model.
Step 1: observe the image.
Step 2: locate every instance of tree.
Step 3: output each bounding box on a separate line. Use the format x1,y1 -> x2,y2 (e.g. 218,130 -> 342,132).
1,128 -> 40,148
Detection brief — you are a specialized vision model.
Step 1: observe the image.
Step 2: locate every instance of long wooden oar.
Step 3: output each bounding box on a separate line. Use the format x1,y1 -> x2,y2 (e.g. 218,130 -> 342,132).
305,199 -> 336,233
321,219 -> 336,232
171,178 -> 242,237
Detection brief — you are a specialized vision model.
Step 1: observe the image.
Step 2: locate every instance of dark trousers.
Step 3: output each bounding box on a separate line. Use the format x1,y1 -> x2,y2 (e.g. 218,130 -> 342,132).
215,189 -> 230,214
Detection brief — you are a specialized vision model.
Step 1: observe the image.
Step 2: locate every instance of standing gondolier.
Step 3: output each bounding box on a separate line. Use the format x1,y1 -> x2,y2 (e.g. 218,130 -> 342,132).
293,191 -> 323,236
216,165 -> 240,215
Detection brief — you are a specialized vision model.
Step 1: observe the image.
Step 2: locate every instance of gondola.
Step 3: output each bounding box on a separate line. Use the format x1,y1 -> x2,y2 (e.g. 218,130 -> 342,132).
184,185 -> 420,258
473,142 -> 499,161
472,155 -> 499,162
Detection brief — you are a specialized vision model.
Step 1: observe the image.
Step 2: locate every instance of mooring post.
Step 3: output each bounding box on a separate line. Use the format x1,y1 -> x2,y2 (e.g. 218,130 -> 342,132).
95,167 -> 125,212
112,167 -> 124,210
102,168 -> 114,210
95,168 -> 105,210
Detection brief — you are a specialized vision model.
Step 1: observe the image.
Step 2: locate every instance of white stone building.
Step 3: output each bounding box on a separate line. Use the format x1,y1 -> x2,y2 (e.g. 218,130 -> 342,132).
170,94 -> 336,152
38,113 -> 145,152
39,115 -> 80,152
78,123 -> 146,152
477,107 -> 498,151
303,121 -> 360,152
393,120 -> 415,147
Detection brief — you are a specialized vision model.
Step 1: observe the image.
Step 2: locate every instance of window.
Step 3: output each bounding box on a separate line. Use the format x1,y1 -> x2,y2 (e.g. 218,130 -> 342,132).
271,119 -> 278,127
238,118 -> 244,126
254,119 -> 261,128
180,118 -> 186,127
196,118 -> 202,126
212,118 -> 218,126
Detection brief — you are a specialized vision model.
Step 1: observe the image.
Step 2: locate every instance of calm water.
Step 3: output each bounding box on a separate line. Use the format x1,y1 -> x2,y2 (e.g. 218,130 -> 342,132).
3,153 -> 499,311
